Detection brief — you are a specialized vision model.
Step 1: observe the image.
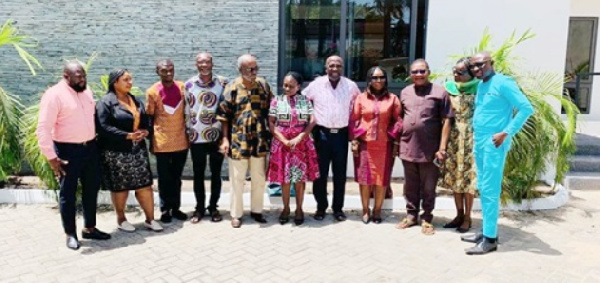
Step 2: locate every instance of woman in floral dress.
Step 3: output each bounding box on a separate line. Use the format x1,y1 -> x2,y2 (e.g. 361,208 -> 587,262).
268,71 -> 319,225
439,57 -> 480,233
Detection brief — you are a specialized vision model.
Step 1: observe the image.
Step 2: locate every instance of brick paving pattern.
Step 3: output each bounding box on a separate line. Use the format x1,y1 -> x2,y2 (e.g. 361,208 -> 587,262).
0,190 -> 599,282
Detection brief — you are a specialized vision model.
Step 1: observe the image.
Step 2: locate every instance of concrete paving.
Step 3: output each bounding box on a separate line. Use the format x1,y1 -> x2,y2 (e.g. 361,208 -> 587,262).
0,190 -> 599,282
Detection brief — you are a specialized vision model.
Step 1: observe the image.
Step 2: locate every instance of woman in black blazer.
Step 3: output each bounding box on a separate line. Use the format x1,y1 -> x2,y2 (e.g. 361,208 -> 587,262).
95,69 -> 162,232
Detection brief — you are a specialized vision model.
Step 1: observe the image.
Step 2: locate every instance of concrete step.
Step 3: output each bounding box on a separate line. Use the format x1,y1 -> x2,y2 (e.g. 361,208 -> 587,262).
575,133 -> 600,155
568,155 -> 600,172
565,172 -> 600,190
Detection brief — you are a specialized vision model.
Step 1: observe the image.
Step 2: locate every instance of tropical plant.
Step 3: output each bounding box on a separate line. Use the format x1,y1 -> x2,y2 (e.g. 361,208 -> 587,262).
0,19 -> 42,182
442,29 -> 579,204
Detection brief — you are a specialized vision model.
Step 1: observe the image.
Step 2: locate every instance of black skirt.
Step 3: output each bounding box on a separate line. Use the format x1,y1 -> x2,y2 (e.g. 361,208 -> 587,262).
100,143 -> 153,192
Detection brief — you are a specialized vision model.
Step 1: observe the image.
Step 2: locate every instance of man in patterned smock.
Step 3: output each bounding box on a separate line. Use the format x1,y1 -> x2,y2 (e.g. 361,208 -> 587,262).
185,52 -> 228,223
146,59 -> 190,224
217,54 -> 274,228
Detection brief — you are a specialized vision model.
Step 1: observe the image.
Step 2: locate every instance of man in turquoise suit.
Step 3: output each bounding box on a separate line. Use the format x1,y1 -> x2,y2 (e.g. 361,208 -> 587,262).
462,51 -> 534,255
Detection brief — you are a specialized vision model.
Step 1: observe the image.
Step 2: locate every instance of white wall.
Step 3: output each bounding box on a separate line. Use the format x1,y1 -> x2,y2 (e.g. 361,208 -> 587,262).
424,0 -> 570,182
571,0 -> 600,122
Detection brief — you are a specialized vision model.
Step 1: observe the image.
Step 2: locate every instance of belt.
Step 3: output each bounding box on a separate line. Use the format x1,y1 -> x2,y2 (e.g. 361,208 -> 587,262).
54,139 -> 95,146
318,126 -> 348,134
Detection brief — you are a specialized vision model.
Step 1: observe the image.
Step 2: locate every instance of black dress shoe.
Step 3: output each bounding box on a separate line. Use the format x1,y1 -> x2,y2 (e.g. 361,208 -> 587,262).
333,211 -> 347,222
461,231 -> 483,243
313,210 -> 325,221
172,210 -> 188,221
250,212 -> 267,223
81,228 -> 111,240
465,237 -> 498,255
160,211 -> 173,224
66,235 -> 80,250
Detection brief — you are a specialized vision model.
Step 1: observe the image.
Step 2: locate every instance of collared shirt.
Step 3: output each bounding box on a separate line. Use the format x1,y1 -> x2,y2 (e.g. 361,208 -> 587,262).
146,81 -> 189,153
36,79 -> 96,160
473,73 -> 534,136
216,76 -> 273,159
302,75 -> 360,129
400,83 -> 454,162
184,74 -> 228,144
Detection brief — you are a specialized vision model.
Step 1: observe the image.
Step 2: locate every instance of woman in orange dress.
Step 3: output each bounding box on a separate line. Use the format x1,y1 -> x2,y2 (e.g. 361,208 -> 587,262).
349,66 -> 402,224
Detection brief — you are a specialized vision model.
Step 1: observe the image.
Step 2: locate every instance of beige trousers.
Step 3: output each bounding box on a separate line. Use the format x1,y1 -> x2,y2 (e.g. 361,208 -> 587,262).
228,156 -> 266,218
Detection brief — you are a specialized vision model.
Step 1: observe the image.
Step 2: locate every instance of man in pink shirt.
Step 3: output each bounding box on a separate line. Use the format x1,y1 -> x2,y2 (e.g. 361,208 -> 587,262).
36,61 -> 111,250
303,55 -> 360,221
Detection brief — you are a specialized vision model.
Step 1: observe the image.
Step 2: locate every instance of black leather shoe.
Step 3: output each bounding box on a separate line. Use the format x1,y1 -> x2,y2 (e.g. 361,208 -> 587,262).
333,211 -> 347,222
172,210 -> 188,221
160,211 -> 173,224
313,210 -> 325,221
250,212 -> 267,223
461,231 -> 483,243
81,228 -> 111,240
66,235 -> 80,250
465,237 -> 498,255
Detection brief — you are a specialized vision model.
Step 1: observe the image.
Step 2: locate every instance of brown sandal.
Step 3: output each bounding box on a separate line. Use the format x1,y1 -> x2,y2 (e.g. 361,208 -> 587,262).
395,217 -> 417,229
421,221 -> 435,235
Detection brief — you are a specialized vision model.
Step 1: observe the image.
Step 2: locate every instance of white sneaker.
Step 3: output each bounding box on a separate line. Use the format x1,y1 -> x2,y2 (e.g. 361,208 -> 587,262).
118,221 -> 136,232
144,220 -> 163,232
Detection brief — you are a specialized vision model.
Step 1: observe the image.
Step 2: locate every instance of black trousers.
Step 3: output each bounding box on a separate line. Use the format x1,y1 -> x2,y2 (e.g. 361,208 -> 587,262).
155,149 -> 188,212
190,142 -> 224,213
55,140 -> 100,235
312,126 -> 349,212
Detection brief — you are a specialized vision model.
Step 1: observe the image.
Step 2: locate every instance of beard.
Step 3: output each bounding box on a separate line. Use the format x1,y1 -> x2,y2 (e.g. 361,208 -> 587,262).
70,83 -> 86,92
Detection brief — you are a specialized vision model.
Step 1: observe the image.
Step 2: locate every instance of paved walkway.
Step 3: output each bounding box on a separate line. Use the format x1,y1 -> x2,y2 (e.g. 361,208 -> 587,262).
0,190 -> 599,282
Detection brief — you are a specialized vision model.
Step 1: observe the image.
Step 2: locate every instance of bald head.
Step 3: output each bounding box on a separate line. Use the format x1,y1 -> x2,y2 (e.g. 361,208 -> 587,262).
63,61 -> 87,92
470,51 -> 494,80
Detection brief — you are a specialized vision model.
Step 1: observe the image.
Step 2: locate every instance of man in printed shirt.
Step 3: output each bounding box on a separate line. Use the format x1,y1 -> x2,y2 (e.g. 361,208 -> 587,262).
146,59 -> 190,224
303,55 -> 360,222
36,61 -> 111,250
462,51 -> 534,255
217,54 -> 273,228
184,52 -> 228,223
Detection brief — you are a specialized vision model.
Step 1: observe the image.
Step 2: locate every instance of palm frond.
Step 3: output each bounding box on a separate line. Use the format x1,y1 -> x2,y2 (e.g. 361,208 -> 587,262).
0,86 -> 23,180
0,19 -> 43,75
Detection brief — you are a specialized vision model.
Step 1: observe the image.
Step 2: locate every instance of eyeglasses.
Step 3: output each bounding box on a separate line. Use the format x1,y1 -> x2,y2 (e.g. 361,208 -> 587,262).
452,68 -> 469,76
469,60 -> 489,70
410,69 -> 428,75
243,66 -> 259,73
328,64 -> 343,69
371,75 -> 386,81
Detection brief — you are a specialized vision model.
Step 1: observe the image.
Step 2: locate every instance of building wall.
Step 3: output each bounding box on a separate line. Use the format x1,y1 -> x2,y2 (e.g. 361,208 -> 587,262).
415,0 -> 571,182
0,0 -> 279,104
571,0 -> 600,121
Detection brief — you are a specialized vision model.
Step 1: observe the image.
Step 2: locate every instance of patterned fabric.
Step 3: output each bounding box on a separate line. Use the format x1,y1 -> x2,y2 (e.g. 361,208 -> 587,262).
438,90 -> 477,194
100,143 -> 153,192
267,94 -> 319,183
146,81 -> 189,153
350,91 -> 402,186
302,75 -> 360,128
184,75 -> 228,144
216,77 -> 273,159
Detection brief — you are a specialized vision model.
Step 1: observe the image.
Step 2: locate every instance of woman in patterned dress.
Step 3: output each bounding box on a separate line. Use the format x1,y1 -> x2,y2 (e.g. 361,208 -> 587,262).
349,66 -> 402,224
267,72 -> 319,225
438,58 -> 480,233
95,69 -> 163,233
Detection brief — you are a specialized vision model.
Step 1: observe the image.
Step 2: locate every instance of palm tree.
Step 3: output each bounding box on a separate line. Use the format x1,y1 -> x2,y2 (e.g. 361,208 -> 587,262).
447,29 -> 579,203
0,19 -> 42,182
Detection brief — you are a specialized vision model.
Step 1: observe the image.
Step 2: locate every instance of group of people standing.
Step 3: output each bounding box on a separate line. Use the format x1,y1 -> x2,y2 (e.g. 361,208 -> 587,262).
36,51 -> 533,255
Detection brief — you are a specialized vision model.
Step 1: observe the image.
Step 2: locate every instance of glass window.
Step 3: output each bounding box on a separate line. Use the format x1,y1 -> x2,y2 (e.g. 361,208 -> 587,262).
280,0 -> 428,88
564,17 -> 597,114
